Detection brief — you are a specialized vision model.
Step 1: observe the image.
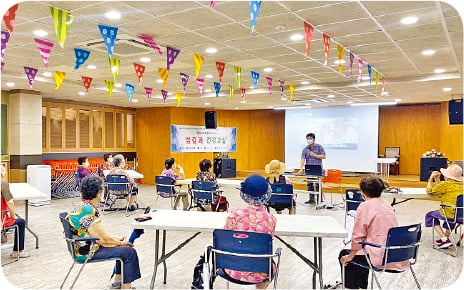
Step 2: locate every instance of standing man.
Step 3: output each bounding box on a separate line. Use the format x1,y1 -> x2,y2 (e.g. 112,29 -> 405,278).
297,133 -> 326,204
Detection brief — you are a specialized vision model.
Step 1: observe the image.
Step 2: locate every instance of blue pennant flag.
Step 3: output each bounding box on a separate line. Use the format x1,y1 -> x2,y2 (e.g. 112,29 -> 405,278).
74,48 -> 90,70
98,24 -> 118,58
367,64 -> 372,87
126,83 -> 134,101
251,71 -> 260,89
249,1 -> 262,35
214,82 -> 221,98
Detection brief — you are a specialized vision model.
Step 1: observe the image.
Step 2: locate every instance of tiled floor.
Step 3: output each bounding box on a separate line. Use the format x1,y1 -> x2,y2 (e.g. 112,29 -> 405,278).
1,184 -> 463,289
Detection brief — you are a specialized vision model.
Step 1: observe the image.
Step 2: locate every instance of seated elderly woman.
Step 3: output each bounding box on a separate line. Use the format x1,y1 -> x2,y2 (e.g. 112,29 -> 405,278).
108,154 -> 139,211
196,159 -> 228,212
68,176 -> 141,289
339,175 -> 408,289
264,160 -> 295,215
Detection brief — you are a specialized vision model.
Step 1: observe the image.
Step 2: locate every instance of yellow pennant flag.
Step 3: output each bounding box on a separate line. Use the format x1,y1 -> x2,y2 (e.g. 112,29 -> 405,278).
229,85 -> 234,100
108,57 -> 120,82
289,84 -> 295,101
53,71 -> 66,90
105,80 -> 114,98
193,53 -> 204,78
175,92 -> 183,107
158,67 -> 169,89
337,45 -> 344,73
375,71 -> 380,89
234,66 -> 242,88
50,6 -> 74,48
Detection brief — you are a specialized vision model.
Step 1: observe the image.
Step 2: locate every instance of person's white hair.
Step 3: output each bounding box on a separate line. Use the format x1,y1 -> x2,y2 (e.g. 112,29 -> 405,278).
113,154 -> 125,167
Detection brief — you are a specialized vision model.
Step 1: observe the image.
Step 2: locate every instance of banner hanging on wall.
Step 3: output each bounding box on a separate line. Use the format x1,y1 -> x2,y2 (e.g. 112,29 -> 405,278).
171,125 -> 237,153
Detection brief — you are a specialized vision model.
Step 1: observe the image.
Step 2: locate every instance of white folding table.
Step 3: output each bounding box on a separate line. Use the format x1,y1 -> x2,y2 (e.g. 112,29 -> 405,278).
102,169 -> 144,179
9,183 -> 49,249
382,187 -> 434,206
368,158 -> 398,181
133,210 -> 347,289
285,174 -> 325,209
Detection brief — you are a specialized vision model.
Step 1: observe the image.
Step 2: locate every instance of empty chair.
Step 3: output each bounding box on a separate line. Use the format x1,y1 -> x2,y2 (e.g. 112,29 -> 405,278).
343,189 -> 364,245
105,174 -> 131,211
322,169 -> 343,207
155,175 -> 179,209
267,183 -> 296,214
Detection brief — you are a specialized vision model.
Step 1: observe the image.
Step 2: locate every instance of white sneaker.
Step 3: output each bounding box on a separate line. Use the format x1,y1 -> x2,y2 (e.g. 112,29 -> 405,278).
10,251 -> 31,259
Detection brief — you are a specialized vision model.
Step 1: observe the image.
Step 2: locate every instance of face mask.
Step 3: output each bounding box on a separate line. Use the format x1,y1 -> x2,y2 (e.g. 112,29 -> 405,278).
108,158 -> 113,163
307,139 -> 314,145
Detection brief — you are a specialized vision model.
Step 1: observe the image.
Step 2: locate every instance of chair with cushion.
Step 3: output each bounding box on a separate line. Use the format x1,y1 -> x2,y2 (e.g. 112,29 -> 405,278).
343,189 -> 364,245
105,174 -> 131,212
208,229 -> 282,289
433,194 -> 463,256
59,212 -> 122,289
342,224 -> 422,290
154,176 -> 179,209
189,181 -> 225,212
267,183 -> 295,213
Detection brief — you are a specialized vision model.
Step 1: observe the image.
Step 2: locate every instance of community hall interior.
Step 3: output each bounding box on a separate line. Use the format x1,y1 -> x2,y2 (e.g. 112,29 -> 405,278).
1,0 -> 463,289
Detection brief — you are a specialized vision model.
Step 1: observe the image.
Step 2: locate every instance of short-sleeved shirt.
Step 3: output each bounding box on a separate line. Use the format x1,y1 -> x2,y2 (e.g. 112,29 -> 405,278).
161,168 -> 180,180
426,179 -> 463,218
1,180 -> 13,202
98,162 -> 114,178
108,167 -> 137,194
196,171 -> 218,189
77,166 -> 91,179
301,143 -> 326,166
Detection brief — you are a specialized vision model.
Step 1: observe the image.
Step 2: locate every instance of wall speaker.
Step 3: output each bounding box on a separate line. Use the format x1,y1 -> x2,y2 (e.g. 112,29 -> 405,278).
205,111 -> 217,129
448,99 -> 463,125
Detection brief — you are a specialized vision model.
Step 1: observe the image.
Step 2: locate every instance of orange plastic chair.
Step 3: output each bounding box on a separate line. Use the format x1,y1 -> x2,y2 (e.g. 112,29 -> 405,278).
322,169 -> 343,207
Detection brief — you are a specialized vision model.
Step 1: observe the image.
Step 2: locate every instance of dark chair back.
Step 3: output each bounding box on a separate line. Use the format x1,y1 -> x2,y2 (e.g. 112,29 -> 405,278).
383,224 -> 421,265
345,189 -> 364,212
59,212 -> 76,258
456,195 -> 463,221
191,181 -> 215,201
269,183 -> 294,204
74,171 -> 81,189
106,175 -> 129,191
155,175 -> 176,197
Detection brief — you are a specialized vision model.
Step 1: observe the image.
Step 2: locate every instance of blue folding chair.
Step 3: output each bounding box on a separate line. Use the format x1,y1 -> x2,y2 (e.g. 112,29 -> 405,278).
209,229 -> 282,289
189,181 -> 225,211
1,211 -> 19,266
343,189 -> 365,245
342,224 -> 422,290
434,194 -> 463,256
267,183 -> 295,213
105,174 -> 131,212
59,212 -> 123,289
155,176 -> 179,209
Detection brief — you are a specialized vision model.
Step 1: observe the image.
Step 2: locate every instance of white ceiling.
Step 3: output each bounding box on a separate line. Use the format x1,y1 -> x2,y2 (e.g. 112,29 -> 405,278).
1,0 -> 463,110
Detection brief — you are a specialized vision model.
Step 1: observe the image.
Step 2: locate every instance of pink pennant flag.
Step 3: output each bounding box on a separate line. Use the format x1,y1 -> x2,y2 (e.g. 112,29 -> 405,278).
323,34 -> 330,66
145,87 -> 153,101
303,21 -> 314,59
24,66 -> 38,88
133,63 -> 145,85
216,62 -> 225,83
266,76 -> 273,96
138,34 -> 163,55
240,88 -> 246,102
381,77 -> 386,96
196,78 -> 205,97
34,38 -> 54,68
180,73 -> 189,93
1,62 -> 4,71
348,52 -> 354,79
210,1 -> 216,8
81,76 -> 92,94
279,80 -> 285,99
357,59 -> 363,83
161,90 -> 168,103
166,46 -> 180,70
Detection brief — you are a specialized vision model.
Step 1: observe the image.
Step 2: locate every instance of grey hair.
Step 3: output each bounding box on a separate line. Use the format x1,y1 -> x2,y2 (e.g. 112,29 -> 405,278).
113,154 -> 125,167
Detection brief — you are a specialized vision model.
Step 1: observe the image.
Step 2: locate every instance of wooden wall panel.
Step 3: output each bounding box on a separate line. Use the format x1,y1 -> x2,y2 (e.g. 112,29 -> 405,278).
440,101 -> 463,162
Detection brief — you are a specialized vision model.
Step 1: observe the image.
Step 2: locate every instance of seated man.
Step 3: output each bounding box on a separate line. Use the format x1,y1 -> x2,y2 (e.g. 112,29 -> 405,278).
265,160 -> 295,214
161,158 -> 189,210
108,154 -> 138,211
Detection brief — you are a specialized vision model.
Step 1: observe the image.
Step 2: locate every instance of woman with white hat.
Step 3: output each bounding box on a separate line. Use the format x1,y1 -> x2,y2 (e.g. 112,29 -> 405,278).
425,164 -> 463,249
265,160 -> 295,214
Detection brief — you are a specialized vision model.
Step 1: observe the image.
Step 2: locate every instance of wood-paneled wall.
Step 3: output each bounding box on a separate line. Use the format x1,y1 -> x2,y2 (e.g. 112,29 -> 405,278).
136,107 -> 284,183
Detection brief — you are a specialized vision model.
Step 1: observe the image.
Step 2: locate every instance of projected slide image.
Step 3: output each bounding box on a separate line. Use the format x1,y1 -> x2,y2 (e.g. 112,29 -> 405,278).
303,117 -> 358,150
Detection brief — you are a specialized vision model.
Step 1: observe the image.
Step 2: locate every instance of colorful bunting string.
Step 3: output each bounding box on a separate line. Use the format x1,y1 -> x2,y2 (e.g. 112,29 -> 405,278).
176,92 -> 183,107
161,90 -> 168,103
138,34 -> 163,55
348,52 -> 354,79
240,88 -> 246,102
357,59 -> 363,83
279,80 -> 285,99
24,66 -> 38,88
133,63 -> 145,85
53,71 -> 66,90
266,76 -> 273,96
1,30 -> 10,62
166,46 -> 180,70
126,84 -> 134,101
249,1 -> 262,35
337,45 -> 344,73
98,24 -> 118,58
289,84 -> 295,101
73,48 -> 90,70
3,4 -> 19,33
108,57 -> 120,82
251,71 -> 259,89
367,65 -> 372,87
105,80 -> 114,98
50,6 -> 74,48
303,21 -> 314,59
216,62 -> 225,83
214,82 -> 221,98
82,76 -> 92,94
234,66 -> 242,88
322,33 -> 330,66
193,54 -> 204,78
144,87 -> 153,101
180,73 -> 189,93
158,67 -> 169,89
196,78 -> 205,97
229,85 -> 234,100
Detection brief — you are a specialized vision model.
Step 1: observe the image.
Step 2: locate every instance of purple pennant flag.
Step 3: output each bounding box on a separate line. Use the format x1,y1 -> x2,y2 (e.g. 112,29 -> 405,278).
348,52 -> 354,79
24,66 -> 39,88
279,80 -> 285,99
266,76 -> 273,96
161,90 -> 168,103
367,65 -> 372,87
196,78 -> 204,97
214,82 -> 221,98
1,30 -> 11,62
145,87 -> 153,101
180,73 -> 189,93
357,59 -> 363,82
166,46 -> 180,70
126,83 -> 134,101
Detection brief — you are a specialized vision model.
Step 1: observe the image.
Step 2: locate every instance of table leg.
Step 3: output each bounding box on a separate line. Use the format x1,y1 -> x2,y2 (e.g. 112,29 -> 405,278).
313,237 -> 317,289
318,237 -> 323,289
23,200 -> 39,249
150,230 -> 160,289
162,230 -> 167,284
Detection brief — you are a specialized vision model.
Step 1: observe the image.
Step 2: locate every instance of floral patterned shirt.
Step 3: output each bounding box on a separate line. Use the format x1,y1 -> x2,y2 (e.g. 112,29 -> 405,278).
196,171 -> 218,189
161,168 -> 180,180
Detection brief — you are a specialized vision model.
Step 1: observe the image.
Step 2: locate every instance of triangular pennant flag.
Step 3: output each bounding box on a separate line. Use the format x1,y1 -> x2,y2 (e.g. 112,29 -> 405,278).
23,66 -> 38,88
289,84 -> 295,101
234,66 -> 242,88
137,34 -> 163,55
53,71 -> 66,90
108,57 -> 120,82
337,45 -> 344,73
50,6 -> 74,48
279,80 -> 285,99
193,54 -> 204,78
216,62 -> 225,83
34,39 -> 54,68
229,85 -> 234,100
176,92 -> 183,107
166,46 -> 180,70
348,52 -> 354,79
82,76 -> 92,94
98,24 -> 118,58
73,48 -> 90,70
322,33 -> 330,66
240,88 -> 246,102
133,63 -> 145,85
210,1 -> 216,8
105,80 -> 114,98
250,71 -> 260,89
3,4 -> 19,33
196,78 -> 205,97
357,59 -> 363,83
249,1 -> 262,35
1,30 -> 11,62
375,71 -> 380,89
381,77 -> 386,96
303,21 -> 314,59
367,65 -> 372,87
266,76 -> 273,96
1,62 -> 5,71
158,68 -> 169,89
161,90 -> 168,103
180,73 -> 189,93
214,82 -> 221,98
144,87 -> 153,101
126,84 -> 135,101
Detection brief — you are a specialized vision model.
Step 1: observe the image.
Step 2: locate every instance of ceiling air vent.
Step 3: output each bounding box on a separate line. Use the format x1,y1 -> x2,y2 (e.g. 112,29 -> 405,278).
77,34 -> 154,57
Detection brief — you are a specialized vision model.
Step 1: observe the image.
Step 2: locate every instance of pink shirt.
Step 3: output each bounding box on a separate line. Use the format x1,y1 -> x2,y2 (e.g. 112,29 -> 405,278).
352,197 -> 409,271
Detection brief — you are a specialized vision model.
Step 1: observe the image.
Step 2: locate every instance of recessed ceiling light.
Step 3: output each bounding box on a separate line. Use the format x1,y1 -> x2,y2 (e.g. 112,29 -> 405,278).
140,57 -> 151,63
204,102 -> 210,106
167,92 -> 173,96
383,92 -> 389,96
249,86 -> 254,89
78,91 -> 86,96
234,107 -> 240,110
105,11 -> 121,20
87,65 -> 97,69
205,74 -> 213,79
205,89 -> 212,93
115,83 -> 122,88
290,33 -> 304,41
301,81 -> 309,85
443,87 -> 452,92
33,30 -> 48,37
268,106 -> 274,108
434,68 -> 445,74
131,99 -> 139,103
327,94 -> 335,98
263,67 -> 273,72
422,49 -> 436,56
304,103 -> 312,106
395,98 -> 402,102
347,101 -> 354,104
400,16 -> 419,25
42,72 -> 52,77
334,59 -> 346,65
156,79 -> 164,83
240,101 -> 246,104
205,47 -> 217,54
5,82 -> 15,87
